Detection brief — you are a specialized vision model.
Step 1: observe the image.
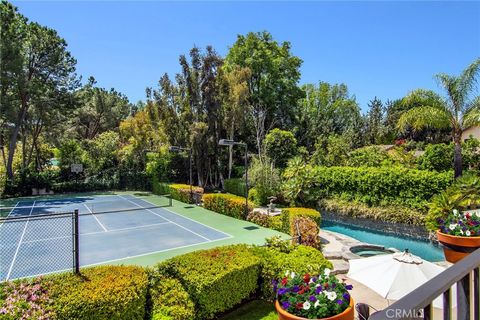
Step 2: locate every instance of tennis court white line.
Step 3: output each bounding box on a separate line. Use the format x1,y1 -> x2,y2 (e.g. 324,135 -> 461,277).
132,195 -> 232,238
6,201 -> 36,280
117,195 -> 212,242
83,203 -> 108,232
21,221 -> 172,244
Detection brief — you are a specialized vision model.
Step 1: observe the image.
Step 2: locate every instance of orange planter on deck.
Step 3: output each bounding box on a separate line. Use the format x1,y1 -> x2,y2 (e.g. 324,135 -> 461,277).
275,298 -> 354,320
437,230 -> 480,263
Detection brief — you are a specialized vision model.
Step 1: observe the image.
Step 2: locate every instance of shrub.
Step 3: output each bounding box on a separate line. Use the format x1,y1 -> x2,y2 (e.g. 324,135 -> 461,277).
282,163 -> 453,210
47,265 -> 148,320
0,277 -> 54,320
224,178 -> 247,197
246,211 -> 272,228
202,193 -> 254,219
169,184 -> 204,204
418,143 -> 454,172
149,274 -> 195,320
319,198 -> 425,225
156,245 -> 261,319
280,208 -> 321,234
346,146 -> 391,167
252,243 -> 332,300
248,156 -> 281,206
291,216 -> 320,249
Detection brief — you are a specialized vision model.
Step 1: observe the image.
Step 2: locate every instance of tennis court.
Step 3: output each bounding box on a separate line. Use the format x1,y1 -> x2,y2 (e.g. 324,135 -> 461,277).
0,194 -> 230,281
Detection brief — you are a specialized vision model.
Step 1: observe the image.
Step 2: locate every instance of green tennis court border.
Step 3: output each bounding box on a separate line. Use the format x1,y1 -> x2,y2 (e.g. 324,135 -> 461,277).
0,191 -> 290,268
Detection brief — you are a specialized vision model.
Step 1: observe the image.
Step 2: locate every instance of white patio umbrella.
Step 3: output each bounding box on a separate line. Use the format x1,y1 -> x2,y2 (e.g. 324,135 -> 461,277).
347,250 -> 456,308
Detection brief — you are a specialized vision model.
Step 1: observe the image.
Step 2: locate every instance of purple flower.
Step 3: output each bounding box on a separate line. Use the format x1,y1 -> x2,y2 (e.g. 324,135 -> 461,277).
315,285 -> 323,294
282,301 -> 290,310
312,277 -> 317,282
309,295 -> 316,302
343,293 -> 350,300
332,283 -> 336,288
278,288 -> 289,295
336,299 -> 344,305
345,284 -> 353,290
292,285 -> 300,293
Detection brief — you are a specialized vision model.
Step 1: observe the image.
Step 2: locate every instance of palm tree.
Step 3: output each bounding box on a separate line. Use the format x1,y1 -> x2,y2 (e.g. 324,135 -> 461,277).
398,58 -> 480,178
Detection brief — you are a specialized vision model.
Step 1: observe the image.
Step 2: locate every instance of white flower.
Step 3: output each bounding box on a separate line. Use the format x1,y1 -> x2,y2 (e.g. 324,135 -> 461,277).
466,230 -> 471,236
449,224 -> 457,230
460,229 -> 464,235
303,301 -> 311,310
285,270 -> 290,277
314,300 -> 320,308
453,209 -> 459,216
326,291 -> 337,301
290,272 -> 296,279
316,283 -> 321,287
309,279 -> 314,284
476,211 -> 480,218
324,268 -> 331,277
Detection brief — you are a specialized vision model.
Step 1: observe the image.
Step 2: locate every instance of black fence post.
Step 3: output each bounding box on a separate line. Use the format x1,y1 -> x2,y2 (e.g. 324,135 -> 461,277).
73,209 -> 80,274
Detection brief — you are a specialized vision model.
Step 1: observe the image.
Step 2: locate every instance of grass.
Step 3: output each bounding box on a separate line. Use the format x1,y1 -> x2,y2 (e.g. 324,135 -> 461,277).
218,300 -> 277,320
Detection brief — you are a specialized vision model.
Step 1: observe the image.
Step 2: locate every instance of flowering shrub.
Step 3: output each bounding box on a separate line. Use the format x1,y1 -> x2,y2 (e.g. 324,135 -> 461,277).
0,278 -> 54,320
438,209 -> 480,237
275,269 -> 353,319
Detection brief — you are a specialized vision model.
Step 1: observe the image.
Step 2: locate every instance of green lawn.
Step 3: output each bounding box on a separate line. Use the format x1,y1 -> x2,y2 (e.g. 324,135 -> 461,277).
219,300 -> 277,320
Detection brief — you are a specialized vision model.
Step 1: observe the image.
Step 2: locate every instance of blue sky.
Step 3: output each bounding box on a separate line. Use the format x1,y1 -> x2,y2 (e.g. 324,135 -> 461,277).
13,1 -> 480,112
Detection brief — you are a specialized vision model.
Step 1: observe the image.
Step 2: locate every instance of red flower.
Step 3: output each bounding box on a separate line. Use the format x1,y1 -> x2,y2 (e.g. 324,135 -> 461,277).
303,273 -> 310,284
296,302 -> 303,310
466,213 -> 471,219
298,286 -> 306,295
324,283 -> 329,289
281,277 -> 288,286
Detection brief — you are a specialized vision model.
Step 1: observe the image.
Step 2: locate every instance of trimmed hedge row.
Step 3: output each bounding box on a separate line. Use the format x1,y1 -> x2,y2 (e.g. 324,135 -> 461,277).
48,265 -> 148,320
156,245 -> 261,319
152,183 -> 204,204
202,193 -> 254,219
0,243 -> 331,320
283,165 -> 453,210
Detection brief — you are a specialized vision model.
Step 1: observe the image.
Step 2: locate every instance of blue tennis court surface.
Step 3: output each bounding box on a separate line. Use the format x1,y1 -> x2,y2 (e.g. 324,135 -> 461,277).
0,194 -> 230,281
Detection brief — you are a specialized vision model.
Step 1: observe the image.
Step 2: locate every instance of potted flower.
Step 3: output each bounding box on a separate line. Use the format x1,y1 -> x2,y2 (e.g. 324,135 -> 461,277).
274,269 -> 354,320
437,209 -> 480,263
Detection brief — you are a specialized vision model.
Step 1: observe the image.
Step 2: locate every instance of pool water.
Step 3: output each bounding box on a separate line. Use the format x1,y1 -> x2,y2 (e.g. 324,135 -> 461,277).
322,220 -> 444,262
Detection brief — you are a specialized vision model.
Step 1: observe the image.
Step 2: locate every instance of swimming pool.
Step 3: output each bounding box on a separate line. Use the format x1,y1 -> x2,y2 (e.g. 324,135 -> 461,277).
321,219 -> 444,262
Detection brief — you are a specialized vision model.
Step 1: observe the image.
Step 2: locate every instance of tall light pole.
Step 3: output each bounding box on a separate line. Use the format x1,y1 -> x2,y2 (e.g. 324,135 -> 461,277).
169,146 -> 193,203
219,139 -> 249,218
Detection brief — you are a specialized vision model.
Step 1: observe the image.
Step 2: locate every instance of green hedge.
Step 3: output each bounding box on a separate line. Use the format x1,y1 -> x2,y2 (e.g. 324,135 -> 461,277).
202,193 -> 254,219
47,265 -> 148,320
149,273 -> 195,320
153,183 -> 203,204
156,245 -> 261,319
283,165 -> 453,210
224,178 -> 247,197
280,207 -> 321,234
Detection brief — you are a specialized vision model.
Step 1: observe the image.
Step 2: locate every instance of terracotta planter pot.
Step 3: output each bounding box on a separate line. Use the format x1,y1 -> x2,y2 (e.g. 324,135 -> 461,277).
275,298 -> 354,320
437,230 -> 480,263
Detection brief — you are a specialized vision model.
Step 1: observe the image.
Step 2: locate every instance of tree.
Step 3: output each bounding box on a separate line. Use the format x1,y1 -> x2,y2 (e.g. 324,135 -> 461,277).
264,129 -> 298,168
365,97 -> 385,144
73,77 -> 133,140
296,82 -> 363,151
0,1 -> 79,180
224,31 -> 303,155
219,66 -> 251,178
398,59 -> 480,178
